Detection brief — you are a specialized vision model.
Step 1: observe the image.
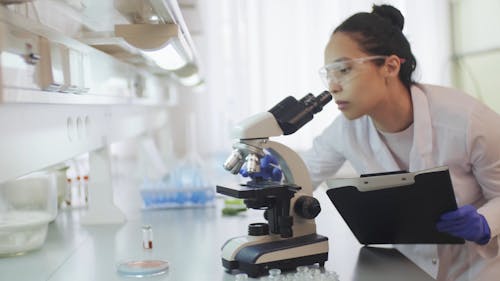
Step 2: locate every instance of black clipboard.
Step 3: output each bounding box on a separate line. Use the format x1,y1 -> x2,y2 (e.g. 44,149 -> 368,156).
325,166 -> 465,245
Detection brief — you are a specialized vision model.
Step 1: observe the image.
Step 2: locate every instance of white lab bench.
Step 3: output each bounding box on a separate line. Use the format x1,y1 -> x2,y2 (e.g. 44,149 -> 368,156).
0,164 -> 437,281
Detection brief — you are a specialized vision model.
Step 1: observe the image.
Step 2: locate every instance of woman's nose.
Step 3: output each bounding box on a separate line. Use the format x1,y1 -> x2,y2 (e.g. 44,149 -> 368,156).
330,83 -> 342,94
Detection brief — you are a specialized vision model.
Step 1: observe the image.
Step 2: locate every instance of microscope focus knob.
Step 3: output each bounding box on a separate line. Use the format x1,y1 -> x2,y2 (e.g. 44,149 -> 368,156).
248,223 -> 269,236
294,196 -> 321,219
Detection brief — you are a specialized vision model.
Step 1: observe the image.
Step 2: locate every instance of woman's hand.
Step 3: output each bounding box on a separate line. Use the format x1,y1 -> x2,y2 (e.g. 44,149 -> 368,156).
239,154 -> 282,182
436,205 -> 491,245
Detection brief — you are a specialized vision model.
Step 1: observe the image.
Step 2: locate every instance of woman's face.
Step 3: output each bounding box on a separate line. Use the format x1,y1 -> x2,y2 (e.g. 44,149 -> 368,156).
323,32 -> 388,120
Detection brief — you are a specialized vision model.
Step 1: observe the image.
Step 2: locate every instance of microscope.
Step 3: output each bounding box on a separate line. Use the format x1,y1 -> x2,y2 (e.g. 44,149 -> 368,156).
217,91 -> 332,277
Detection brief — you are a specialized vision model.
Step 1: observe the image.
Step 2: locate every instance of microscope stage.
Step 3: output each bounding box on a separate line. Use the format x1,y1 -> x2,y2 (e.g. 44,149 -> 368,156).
216,183 -> 300,199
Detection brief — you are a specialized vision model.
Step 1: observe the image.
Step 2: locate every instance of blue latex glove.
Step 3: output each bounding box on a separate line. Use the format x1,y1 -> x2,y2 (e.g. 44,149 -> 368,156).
239,154 -> 282,182
436,205 -> 491,245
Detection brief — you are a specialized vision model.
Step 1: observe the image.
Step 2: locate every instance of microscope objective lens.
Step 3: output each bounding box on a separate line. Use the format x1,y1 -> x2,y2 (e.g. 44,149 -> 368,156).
224,149 -> 243,173
246,153 -> 261,173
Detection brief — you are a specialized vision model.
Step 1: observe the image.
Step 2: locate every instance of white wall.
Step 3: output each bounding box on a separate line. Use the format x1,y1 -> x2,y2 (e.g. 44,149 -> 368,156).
451,0 -> 500,112
171,0 -> 452,159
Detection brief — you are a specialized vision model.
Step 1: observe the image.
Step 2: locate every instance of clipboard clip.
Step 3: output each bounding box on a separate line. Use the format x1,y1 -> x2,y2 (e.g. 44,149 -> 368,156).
325,166 -> 449,192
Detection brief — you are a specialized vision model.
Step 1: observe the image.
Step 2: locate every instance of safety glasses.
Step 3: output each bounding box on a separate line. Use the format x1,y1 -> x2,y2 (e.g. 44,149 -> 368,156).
318,56 -> 388,88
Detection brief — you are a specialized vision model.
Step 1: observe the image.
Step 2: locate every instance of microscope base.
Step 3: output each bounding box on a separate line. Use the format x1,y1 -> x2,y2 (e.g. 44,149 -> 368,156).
223,253 -> 328,278
222,234 -> 329,277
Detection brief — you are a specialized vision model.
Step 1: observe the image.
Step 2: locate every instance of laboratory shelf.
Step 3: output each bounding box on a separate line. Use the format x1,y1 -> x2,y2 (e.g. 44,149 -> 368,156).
0,102 -> 168,183
0,87 -> 169,106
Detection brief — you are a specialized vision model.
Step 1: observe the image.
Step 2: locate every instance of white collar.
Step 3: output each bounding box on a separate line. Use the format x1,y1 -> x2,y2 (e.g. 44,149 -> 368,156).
409,84 -> 435,170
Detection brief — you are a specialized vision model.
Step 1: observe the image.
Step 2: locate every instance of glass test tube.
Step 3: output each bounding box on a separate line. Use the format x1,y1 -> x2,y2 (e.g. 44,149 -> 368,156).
142,225 -> 153,249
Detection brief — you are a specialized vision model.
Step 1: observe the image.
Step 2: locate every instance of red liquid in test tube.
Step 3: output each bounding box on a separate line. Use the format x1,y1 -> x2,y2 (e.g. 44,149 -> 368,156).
142,225 -> 153,249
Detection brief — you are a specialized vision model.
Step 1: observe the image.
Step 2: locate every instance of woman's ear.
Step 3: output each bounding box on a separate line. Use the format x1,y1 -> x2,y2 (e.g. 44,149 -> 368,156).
384,55 -> 402,78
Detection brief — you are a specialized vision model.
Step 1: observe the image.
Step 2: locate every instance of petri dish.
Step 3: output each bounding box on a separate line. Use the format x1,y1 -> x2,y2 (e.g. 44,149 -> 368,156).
116,259 -> 169,277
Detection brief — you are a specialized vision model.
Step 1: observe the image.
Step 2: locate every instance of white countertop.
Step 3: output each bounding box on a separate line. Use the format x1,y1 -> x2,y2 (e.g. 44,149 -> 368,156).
0,160 -> 438,281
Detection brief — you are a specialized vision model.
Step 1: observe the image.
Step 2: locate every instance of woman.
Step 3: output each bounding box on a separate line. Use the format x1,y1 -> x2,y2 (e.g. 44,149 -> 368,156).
245,4 -> 500,280
305,4 -> 500,280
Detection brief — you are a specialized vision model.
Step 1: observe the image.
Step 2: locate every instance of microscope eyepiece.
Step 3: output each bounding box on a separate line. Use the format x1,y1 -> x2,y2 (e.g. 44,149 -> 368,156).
268,91 -> 332,135
314,91 -> 333,112
300,91 -> 332,114
299,93 -> 315,105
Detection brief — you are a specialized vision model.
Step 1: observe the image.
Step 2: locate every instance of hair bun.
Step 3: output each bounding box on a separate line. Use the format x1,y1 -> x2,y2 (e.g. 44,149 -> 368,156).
371,4 -> 404,31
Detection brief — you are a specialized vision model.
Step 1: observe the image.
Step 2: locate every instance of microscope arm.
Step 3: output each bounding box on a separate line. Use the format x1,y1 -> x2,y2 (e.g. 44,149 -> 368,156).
232,138 -> 317,236
262,141 -> 313,196
231,112 -> 283,139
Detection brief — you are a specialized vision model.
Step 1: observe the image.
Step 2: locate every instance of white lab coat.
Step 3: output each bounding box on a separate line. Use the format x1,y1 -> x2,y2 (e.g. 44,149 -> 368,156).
302,83 -> 500,279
